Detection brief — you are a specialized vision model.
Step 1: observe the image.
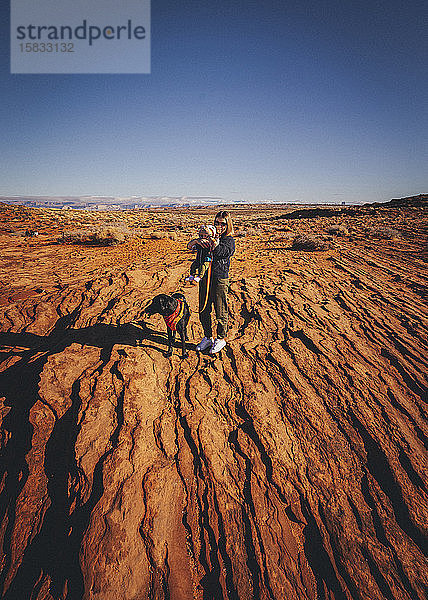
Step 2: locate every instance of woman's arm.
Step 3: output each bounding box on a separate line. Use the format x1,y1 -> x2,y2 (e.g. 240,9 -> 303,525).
212,236 -> 235,259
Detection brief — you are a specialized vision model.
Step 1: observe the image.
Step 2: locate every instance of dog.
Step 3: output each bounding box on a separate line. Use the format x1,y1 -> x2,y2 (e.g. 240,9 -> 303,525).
144,292 -> 190,359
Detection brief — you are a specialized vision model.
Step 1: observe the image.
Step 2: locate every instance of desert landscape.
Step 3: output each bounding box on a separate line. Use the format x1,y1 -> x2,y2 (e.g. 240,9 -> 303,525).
0,195 -> 426,600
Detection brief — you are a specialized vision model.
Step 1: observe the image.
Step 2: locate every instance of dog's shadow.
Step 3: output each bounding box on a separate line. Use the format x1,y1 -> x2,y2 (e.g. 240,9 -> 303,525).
131,321 -> 197,355
0,320 -> 196,365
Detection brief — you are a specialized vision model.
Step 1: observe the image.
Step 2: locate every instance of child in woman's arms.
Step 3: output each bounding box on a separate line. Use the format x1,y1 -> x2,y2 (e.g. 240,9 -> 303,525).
185,224 -> 218,283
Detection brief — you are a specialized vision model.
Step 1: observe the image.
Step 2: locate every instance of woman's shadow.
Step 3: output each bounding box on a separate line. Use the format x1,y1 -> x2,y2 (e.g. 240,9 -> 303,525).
0,315 -> 194,599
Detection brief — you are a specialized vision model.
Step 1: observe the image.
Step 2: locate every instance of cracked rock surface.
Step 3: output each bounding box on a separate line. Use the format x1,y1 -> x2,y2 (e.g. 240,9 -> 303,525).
0,201 -> 427,599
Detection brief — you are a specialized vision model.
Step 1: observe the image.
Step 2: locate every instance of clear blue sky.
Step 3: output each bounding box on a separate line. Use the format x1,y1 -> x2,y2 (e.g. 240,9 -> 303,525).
1,1 -> 427,203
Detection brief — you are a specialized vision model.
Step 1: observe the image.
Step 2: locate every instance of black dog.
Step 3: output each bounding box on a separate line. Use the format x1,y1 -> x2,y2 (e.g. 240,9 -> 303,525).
144,293 -> 190,358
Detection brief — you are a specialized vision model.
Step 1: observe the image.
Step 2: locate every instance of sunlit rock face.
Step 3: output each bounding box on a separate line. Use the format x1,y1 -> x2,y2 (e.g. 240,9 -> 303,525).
0,199 -> 427,599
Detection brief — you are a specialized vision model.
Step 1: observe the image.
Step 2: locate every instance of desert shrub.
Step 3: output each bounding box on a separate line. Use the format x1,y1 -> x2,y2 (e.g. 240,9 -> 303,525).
59,226 -> 131,245
274,232 -> 293,241
326,225 -> 349,236
244,227 -> 259,236
89,226 -> 129,245
131,228 -> 148,237
60,230 -> 87,243
368,228 -> 399,240
291,234 -> 330,251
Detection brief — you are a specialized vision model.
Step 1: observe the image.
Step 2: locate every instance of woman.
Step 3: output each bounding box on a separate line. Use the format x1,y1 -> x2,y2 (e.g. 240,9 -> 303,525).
195,210 -> 235,354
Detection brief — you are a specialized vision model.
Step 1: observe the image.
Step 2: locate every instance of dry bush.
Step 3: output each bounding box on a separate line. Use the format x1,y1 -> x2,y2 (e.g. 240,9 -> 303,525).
368,228 -> 399,240
274,232 -> 293,242
89,226 -> 129,245
326,225 -> 349,236
291,234 -> 330,251
60,230 -> 87,243
244,227 -> 259,236
59,225 -> 131,246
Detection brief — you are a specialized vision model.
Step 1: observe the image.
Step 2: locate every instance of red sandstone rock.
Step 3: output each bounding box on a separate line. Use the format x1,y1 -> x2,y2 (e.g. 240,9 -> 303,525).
0,203 -> 427,599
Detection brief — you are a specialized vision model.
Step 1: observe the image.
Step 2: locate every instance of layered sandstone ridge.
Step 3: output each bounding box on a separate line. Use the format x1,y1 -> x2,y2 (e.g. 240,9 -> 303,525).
0,202 -> 427,599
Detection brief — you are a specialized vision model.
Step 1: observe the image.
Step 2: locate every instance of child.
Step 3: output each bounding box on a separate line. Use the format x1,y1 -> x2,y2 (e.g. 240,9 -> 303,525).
185,224 -> 217,283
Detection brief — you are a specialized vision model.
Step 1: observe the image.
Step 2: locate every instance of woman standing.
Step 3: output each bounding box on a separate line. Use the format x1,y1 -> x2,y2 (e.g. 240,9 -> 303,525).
195,211 -> 235,354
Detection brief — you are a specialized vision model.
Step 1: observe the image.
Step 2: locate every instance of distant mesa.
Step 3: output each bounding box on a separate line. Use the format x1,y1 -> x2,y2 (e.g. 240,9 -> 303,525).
0,195 -> 227,210
0,193 -> 425,211
271,194 -> 427,221
273,207 -> 344,220
364,193 -> 427,208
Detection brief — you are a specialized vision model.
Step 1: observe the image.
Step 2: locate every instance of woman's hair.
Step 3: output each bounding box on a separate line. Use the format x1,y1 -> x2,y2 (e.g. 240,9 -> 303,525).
214,210 -> 234,236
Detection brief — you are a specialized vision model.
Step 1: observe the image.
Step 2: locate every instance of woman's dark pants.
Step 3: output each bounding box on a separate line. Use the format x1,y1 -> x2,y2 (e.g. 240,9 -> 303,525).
199,275 -> 229,339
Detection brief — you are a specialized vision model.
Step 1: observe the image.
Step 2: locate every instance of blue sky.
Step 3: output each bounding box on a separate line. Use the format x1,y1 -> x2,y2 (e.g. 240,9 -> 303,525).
1,0 -> 427,203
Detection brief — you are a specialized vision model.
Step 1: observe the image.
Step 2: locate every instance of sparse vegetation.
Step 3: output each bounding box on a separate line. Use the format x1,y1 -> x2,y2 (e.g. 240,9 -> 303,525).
89,226 -> 130,245
326,225 -> 349,236
59,225 -> 132,246
368,227 -> 399,240
234,229 -> 247,237
291,234 -> 330,251
242,227 -> 259,237
149,231 -> 169,239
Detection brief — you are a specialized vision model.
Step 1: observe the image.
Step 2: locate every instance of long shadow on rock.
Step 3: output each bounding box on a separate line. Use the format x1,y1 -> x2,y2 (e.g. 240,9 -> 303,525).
0,307 -> 84,597
0,318 -> 177,598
